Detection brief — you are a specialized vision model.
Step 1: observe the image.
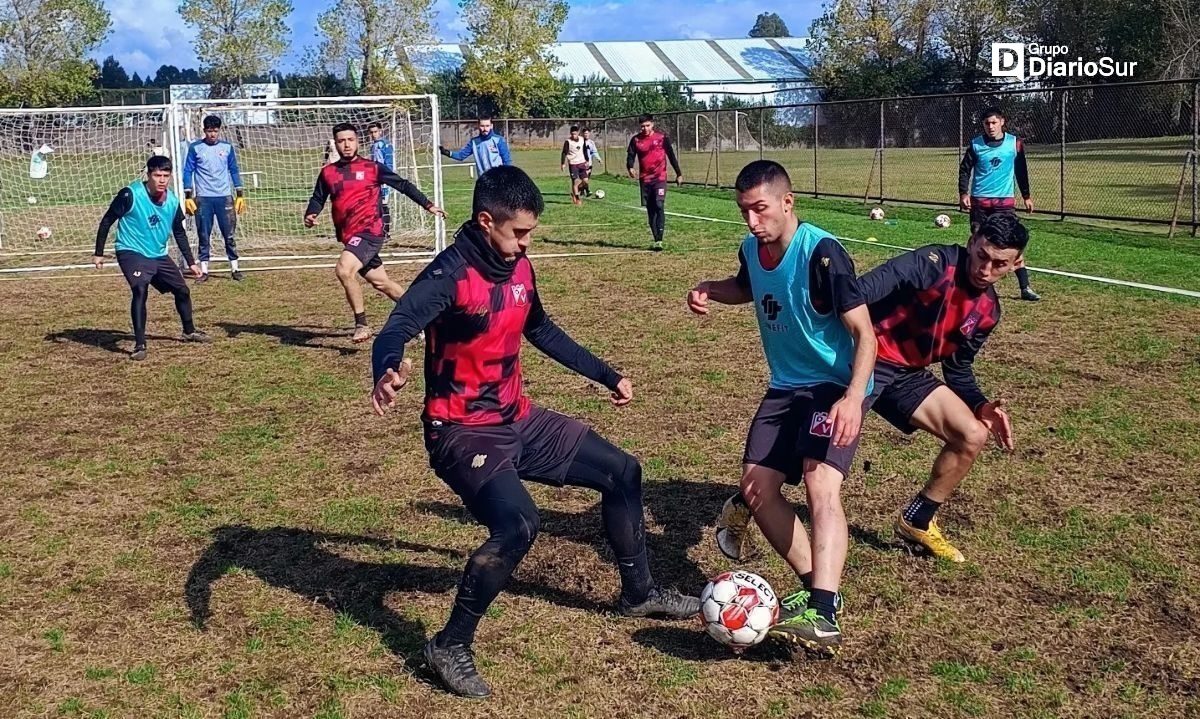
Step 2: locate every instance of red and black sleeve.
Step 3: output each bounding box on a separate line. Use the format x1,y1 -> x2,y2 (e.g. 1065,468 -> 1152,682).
371,255 -> 461,385
377,162 -> 433,209
304,171 -> 330,218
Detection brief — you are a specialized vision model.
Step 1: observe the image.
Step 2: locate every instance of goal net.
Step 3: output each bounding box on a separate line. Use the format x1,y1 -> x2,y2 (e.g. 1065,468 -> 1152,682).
0,95 -> 445,273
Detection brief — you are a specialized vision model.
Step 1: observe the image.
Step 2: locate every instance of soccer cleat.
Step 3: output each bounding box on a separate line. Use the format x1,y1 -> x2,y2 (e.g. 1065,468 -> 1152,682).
182,330 -> 212,344
652,240 -> 663,252
618,585 -> 700,620
195,273 -> 208,283
776,588 -> 844,624
352,325 -> 373,343
769,608 -> 842,655
895,515 -> 965,563
1021,287 -> 1041,302
423,639 -> 491,699
231,270 -> 245,282
130,345 -> 147,361
714,493 -> 756,561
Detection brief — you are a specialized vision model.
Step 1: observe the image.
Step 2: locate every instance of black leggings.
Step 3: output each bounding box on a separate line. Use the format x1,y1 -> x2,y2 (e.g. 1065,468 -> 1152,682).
437,431 -> 652,647
641,182 -> 666,242
131,283 -> 194,346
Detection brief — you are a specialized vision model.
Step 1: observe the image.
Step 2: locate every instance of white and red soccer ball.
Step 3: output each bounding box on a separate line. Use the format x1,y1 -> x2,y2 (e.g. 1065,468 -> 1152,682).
36,226 -> 52,240
868,207 -> 885,221
699,570 -> 778,650
934,213 -> 952,228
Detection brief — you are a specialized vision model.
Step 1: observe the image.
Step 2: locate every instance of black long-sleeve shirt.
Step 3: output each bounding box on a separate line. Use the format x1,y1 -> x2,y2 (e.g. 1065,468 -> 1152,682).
958,135 -> 1031,199
95,187 -> 194,265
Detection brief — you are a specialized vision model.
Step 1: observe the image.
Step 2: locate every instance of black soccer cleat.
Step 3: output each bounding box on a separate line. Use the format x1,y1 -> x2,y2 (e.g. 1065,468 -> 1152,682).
618,585 -> 700,620
130,345 -> 147,361
231,270 -> 245,282
423,638 -> 491,699
182,330 -> 212,343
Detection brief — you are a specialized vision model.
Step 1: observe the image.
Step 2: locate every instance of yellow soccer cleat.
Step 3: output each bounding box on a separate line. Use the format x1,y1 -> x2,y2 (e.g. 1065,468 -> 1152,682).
894,515 -> 965,563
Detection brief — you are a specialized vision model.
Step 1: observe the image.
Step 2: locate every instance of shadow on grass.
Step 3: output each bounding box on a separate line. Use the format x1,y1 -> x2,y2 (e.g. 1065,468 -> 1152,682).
631,625 -> 796,663
45,328 -> 180,354
217,322 -> 360,356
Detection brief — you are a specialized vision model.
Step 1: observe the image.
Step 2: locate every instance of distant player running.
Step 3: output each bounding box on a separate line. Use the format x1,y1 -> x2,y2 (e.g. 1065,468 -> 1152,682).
304,122 -> 446,343
93,155 -> 211,360
959,107 -> 1039,301
716,213 -> 1025,566
367,121 -> 396,235
182,115 -> 245,282
438,116 -> 512,176
371,166 -> 699,698
560,125 -> 589,205
627,114 -> 683,251
581,128 -> 601,197
688,161 -> 877,655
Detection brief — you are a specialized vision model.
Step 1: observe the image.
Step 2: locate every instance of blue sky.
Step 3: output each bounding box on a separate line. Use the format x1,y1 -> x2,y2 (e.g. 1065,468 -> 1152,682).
95,0 -> 820,77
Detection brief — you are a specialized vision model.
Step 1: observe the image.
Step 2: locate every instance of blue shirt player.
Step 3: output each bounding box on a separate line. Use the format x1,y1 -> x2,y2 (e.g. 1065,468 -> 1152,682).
958,106 -> 1039,301
183,114 -> 245,281
92,155 -> 212,361
687,160 -> 877,656
368,121 -> 397,235
439,117 -> 511,176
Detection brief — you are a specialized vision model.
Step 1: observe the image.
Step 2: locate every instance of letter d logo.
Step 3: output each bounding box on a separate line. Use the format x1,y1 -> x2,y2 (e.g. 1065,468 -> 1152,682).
991,43 -> 1025,81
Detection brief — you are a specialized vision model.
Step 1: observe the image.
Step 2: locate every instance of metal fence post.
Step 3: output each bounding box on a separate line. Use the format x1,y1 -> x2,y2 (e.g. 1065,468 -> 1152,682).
878,100 -> 885,203
1193,81 -> 1198,237
714,109 -> 721,187
759,106 -> 765,161
603,118 -> 609,177
958,96 -> 964,163
1060,89 -> 1067,219
814,105 -> 820,198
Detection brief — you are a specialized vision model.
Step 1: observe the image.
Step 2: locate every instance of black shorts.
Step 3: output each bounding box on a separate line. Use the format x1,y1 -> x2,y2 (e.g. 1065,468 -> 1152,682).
871,361 -> 944,434
569,163 -> 590,180
640,180 -> 667,208
424,406 -> 590,499
743,383 -> 872,482
342,233 -> 385,276
969,201 -> 1016,230
116,251 -> 188,293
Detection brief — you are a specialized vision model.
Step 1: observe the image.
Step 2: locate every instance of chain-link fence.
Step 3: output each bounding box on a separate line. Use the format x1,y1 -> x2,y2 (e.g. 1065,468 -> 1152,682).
601,79 -> 1200,233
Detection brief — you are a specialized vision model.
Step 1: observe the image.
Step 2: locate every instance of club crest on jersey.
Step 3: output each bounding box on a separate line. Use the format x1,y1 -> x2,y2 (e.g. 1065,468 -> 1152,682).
347,236 -> 362,246
927,252 -> 939,263
355,171 -> 365,180
810,412 -> 833,438
960,311 -> 982,337
511,283 -> 528,305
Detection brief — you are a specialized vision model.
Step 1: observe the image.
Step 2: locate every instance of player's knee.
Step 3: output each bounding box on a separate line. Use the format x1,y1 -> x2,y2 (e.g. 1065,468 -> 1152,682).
610,451 -> 642,497
954,420 -> 989,456
174,285 -> 191,302
739,470 -> 782,509
334,262 -> 355,282
507,508 -> 540,553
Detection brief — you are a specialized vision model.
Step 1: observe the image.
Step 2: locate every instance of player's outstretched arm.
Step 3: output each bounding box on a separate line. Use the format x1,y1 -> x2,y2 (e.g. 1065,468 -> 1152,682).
522,283 -> 624,401
93,188 -> 133,267
688,247 -> 754,313
377,163 -> 444,216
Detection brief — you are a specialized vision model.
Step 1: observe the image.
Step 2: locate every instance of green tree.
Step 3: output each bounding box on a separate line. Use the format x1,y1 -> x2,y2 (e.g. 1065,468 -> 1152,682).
459,0 -> 569,116
748,12 -> 790,37
315,0 -> 436,94
0,0 -> 110,106
935,0 -> 1016,90
179,0 -> 292,92
100,55 -> 130,88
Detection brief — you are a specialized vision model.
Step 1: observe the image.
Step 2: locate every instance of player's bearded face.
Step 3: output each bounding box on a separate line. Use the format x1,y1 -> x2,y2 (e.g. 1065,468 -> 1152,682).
480,210 -> 537,261
479,121 -> 492,135
335,131 -> 358,159
147,169 -> 171,195
967,236 -> 1021,288
640,122 -> 653,136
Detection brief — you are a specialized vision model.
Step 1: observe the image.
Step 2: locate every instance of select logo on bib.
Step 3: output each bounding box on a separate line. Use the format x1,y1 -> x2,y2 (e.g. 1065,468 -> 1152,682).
810,412 -> 833,438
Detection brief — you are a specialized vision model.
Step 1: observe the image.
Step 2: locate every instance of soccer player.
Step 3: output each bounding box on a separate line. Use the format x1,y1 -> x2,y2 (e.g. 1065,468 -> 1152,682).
93,155 -> 211,360
370,165 -> 699,698
687,160 -> 876,655
626,114 -> 683,251
560,125 -> 589,205
715,213 -> 1025,566
182,115 -> 245,282
367,121 -> 395,235
581,128 -> 601,197
304,122 -> 446,343
438,117 -> 512,176
959,107 -> 1039,301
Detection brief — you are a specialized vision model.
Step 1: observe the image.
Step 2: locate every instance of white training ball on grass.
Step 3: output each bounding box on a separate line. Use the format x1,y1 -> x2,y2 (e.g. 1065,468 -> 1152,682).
869,206 -> 885,221
36,226 -> 52,240
594,189 -> 605,199
27,196 -> 37,204
934,214 -> 952,228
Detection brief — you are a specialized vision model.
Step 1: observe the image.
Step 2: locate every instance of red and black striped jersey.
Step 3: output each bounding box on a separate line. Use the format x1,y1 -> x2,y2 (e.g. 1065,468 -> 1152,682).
626,131 -> 682,183
858,243 -> 1001,410
305,157 -> 431,243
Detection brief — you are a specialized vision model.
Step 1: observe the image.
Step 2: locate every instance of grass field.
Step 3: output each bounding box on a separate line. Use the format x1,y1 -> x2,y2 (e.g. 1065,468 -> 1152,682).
2,169 -> 1200,718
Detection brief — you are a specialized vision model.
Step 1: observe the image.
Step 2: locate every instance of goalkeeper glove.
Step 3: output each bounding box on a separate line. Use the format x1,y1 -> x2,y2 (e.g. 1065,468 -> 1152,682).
234,191 -> 246,215
184,191 -> 197,216
438,145 -> 451,157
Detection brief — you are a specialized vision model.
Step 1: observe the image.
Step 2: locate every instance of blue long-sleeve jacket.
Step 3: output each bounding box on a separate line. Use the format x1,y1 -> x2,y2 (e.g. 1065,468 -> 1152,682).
183,139 -> 243,198
444,132 -> 511,174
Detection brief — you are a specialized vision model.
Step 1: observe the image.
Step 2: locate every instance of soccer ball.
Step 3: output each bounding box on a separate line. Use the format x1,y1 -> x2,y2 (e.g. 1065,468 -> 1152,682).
594,189 -> 606,199
699,570 -> 779,650
934,214 -> 952,228
27,196 -> 37,204
36,226 -> 51,240
869,207 -> 885,221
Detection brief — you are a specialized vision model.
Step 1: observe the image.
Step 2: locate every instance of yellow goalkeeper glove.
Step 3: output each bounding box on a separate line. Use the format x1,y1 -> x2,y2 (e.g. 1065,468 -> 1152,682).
234,196 -> 246,214
184,196 -> 197,215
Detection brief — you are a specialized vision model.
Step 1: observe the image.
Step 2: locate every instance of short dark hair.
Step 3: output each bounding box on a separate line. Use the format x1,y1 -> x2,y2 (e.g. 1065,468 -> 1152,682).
202,115 -> 222,130
734,160 -> 792,193
638,114 -> 654,124
977,212 -> 1029,252
478,116 -> 493,123
332,122 -> 357,138
570,124 -> 579,133
472,166 -> 544,222
367,121 -> 382,131
981,107 -> 1005,122
147,155 -> 173,173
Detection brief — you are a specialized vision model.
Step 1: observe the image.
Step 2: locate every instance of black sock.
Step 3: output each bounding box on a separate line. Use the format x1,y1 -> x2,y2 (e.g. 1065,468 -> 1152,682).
617,549 -> 654,606
435,602 -> 483,648
808,588 -> 839,622
354,311 -> 367,327
175,291 -> 195,335
798,572 -> 813,591
903,492 -> 941,531
1016,267 -> 1031,291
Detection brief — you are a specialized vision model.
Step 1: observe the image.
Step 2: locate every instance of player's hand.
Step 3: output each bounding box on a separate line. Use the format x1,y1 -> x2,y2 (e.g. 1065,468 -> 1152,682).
188,263 -> 203,279
560,164 -> 566,173
828,391 -> 865,448
234,197 -> 246,214
1023,197 -> 1034,213
438,145 -> 450,157
371,359 -> 414,416
687,282 -> 711,315
304,213 -> 318,228
959,194 -> 971,211
425,204 -> 447,218
91,255 -> 104,270
676,175 -> 684,187
611,377 -> 633,406
977,400 -> 1013,450
627,168 -> 636,179
184,197 -> 198,215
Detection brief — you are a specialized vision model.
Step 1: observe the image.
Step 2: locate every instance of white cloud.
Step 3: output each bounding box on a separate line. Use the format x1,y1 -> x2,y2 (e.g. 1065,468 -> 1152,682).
95,0 -> 197,75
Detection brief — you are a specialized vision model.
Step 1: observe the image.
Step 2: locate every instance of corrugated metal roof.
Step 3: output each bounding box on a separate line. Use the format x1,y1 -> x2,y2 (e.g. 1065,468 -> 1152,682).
407,39 -> 810,85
